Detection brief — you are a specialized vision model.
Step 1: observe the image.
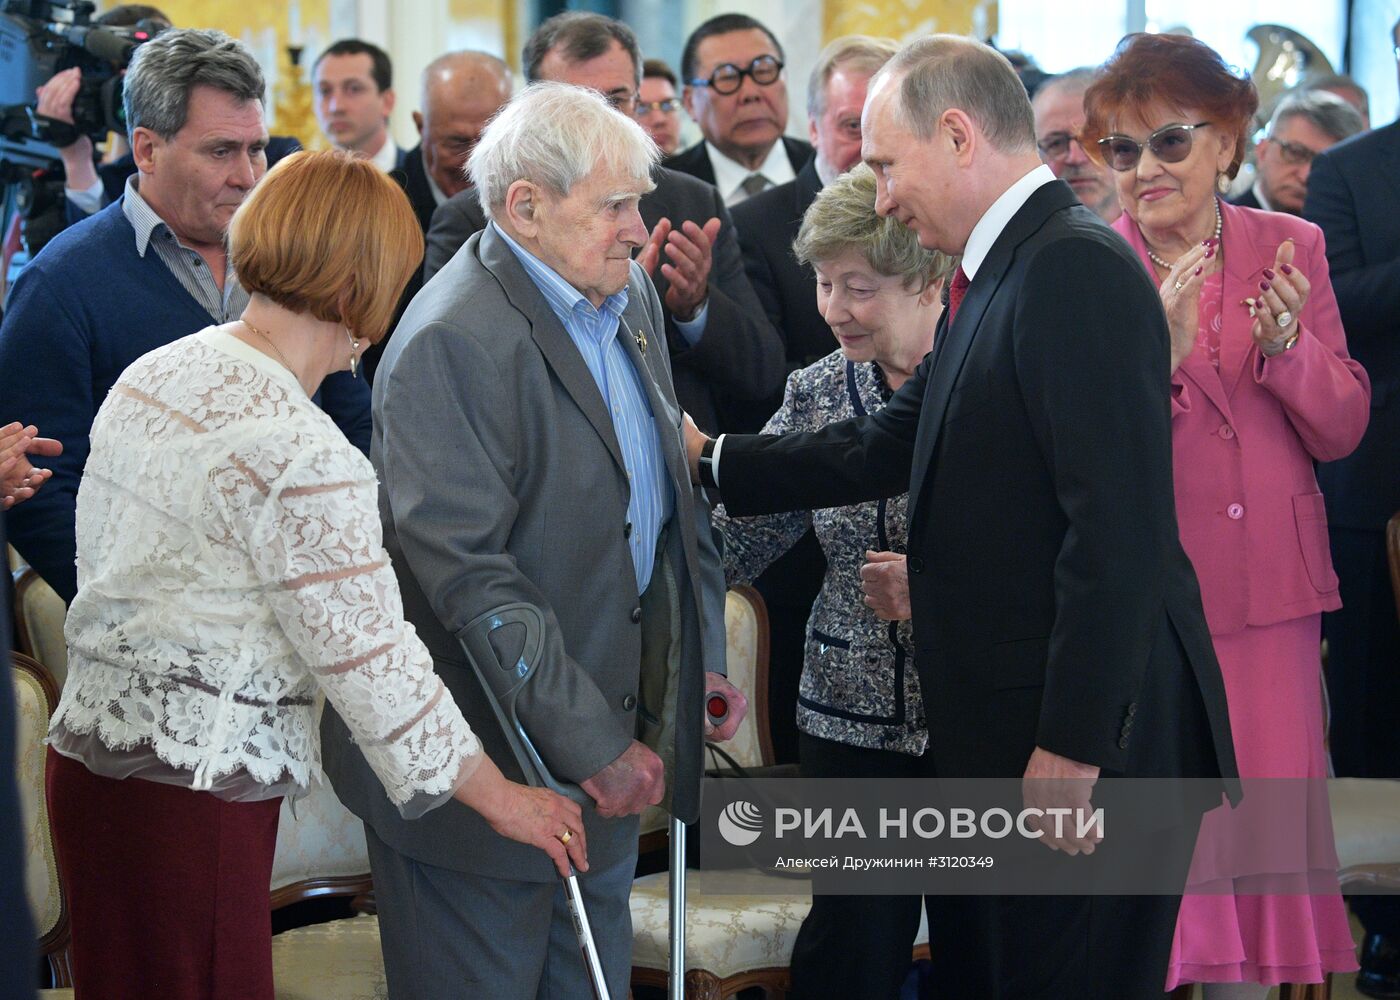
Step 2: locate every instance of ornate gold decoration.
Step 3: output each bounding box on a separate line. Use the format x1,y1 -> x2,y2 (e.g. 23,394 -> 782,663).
274,44 -> 323,152
825,0 -> 997,43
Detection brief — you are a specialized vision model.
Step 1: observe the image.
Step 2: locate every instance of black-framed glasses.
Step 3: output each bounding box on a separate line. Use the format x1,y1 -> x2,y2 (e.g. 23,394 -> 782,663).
636,97 -> 681,116
1268,136 -> 1318,166
1097,121 -> 1210,171
1036,131 -> 1085,163
688,55 -> 783,95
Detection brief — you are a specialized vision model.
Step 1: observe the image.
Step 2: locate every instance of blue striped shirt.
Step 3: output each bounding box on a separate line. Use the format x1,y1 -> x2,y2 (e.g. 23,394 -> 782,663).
494,223 -> 674,594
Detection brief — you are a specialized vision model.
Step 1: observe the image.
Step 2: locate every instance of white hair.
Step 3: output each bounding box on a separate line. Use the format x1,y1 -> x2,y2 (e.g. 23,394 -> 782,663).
468,81 -> 658,220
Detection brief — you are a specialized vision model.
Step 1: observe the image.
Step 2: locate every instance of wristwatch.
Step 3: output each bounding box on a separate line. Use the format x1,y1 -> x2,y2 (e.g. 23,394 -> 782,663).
698,437 -> 718,491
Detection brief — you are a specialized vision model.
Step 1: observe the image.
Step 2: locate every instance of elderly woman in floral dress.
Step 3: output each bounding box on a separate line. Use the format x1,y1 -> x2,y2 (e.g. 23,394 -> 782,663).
713,163 -> 954,1000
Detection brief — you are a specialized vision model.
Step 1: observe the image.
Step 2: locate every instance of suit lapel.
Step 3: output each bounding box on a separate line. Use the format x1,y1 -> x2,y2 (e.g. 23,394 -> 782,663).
478,227 -> 629,476
908,182 -> 1074,520
1218,199 -> 1271,394
1378,122 -> 1400,205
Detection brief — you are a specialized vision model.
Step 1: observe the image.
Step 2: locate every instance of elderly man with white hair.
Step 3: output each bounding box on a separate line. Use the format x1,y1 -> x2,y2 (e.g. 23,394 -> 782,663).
320,81 -> 744,999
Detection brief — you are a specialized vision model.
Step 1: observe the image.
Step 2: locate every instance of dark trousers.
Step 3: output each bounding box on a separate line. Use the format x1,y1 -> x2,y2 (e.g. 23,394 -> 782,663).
1324,526 -> 1400,937
789,735 -> 1194,999
1324,527 -> 1400,780
46,749 -> 281,1000
790,733 -> 931,1000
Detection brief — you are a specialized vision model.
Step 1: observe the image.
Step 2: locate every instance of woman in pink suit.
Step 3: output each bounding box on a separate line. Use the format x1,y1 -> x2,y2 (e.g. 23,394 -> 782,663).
1081,34 -> 1370,998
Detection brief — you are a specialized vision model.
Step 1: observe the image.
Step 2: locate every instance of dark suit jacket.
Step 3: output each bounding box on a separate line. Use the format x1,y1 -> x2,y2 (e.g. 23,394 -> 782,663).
1228,186 -> 1263,211
664,135 -> 813,190
731,158 -> 829,417
728,158 -> 829,611
361,144 -> 437,383
1305,120 -> 1400,531
422,167 -> 785,432
717,181 -> 1236,786
391,142 -> 438,234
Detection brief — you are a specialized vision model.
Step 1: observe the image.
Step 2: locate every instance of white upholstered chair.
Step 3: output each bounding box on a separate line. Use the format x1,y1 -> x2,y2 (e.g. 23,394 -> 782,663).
268,700 -> 386,999
13,566 -> 68,689
629,586 -> 932,999
12,651 -> 76,998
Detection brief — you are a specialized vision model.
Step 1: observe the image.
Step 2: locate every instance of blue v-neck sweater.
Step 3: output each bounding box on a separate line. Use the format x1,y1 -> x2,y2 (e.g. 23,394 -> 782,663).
0,199 -> 372,602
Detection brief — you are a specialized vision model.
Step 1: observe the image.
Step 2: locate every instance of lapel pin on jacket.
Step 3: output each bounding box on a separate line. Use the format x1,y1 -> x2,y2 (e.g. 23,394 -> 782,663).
635,327 -> 648,355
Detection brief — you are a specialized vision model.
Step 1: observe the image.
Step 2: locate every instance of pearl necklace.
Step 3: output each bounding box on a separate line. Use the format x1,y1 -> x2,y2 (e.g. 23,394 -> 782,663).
1146,199 -> 1222,272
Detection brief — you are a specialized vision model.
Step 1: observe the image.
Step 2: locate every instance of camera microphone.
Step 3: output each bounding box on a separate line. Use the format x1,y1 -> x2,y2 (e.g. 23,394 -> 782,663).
63,26 -> 137,66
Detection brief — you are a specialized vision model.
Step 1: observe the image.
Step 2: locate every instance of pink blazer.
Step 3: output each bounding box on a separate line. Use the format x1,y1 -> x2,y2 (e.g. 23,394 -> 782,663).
1114,201 -> 1370,635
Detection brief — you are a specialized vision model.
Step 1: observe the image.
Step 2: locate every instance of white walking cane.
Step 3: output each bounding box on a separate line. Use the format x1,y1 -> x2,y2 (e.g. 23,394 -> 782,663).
670,691 -> 733,998
459,605 -> 612,1000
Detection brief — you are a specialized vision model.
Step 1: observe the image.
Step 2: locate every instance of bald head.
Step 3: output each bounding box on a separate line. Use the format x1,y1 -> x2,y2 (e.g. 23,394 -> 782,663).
413,51 -> 513,199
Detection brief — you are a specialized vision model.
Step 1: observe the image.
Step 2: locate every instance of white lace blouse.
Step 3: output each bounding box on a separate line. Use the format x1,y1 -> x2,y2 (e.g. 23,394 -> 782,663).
50,328 -> 482,815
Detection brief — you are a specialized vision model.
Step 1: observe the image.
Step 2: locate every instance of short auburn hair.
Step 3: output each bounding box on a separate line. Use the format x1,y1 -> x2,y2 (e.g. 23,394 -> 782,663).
1081,33 -> 1258,180
229,149 -> 423,343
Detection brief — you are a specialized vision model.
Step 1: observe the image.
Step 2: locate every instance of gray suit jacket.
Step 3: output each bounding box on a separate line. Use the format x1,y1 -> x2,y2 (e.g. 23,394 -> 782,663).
422,167 -> 785,434
322,224 -> 726,882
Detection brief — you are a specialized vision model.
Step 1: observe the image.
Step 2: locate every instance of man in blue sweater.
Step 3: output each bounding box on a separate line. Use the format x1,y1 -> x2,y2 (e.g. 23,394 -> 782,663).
0,28 -> 371,603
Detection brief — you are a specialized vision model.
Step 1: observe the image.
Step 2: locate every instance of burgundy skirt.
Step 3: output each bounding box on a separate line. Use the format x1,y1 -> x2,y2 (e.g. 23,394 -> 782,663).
46,748 -> 282,1000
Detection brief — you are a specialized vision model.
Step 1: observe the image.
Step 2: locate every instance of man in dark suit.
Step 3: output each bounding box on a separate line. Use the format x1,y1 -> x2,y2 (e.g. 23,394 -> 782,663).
423,12 -> 784,434
1305,28 -> 1400,993
361,50 -> 512,382
1233,89 -> 1363,215
687,37 -> 1236,998
728,34 -> 896,764
312,39 -> 407,172
397,51 -> 512,232
733,35 -> 899,412
665,13 -> 813,205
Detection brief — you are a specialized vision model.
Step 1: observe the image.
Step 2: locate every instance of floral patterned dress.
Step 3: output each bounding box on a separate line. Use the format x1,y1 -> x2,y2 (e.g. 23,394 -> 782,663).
714,350 -> 927,755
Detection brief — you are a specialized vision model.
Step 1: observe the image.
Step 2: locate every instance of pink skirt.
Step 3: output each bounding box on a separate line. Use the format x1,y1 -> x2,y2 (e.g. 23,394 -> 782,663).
1166,615 -> 1359,988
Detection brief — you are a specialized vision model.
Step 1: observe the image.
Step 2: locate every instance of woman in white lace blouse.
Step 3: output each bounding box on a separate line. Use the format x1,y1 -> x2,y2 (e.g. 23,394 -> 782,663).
46,150 -> 587,1000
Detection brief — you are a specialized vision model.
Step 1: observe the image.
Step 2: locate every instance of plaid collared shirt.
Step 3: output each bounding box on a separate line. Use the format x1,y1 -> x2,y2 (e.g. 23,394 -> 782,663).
122,175 -> 247,322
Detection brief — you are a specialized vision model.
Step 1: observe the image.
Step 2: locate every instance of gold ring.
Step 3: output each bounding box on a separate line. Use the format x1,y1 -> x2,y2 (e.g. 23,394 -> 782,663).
1173,279 -> 1185,291
559,829 -> 573,845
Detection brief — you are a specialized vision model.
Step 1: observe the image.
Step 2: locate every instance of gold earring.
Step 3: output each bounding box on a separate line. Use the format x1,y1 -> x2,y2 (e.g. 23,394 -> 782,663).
346,328 -> 362,378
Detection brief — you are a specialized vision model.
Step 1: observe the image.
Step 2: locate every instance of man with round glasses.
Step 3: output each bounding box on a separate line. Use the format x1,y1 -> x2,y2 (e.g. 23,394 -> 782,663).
1232,90 -> 1364,215
666,13 -> 813,205
1031,68 -> 1120,222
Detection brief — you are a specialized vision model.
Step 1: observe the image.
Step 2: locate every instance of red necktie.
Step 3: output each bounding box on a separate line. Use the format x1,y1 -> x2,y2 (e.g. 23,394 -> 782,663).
946,265 -> 970,326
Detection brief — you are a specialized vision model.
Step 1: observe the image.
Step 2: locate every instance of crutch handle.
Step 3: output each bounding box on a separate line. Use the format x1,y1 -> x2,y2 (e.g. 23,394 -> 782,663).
705,691 -> 729,727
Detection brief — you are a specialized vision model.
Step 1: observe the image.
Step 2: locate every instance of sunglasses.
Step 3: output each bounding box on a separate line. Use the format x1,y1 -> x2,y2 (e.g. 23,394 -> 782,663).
688,55 -> 783,96
1097,121 -> 1211,171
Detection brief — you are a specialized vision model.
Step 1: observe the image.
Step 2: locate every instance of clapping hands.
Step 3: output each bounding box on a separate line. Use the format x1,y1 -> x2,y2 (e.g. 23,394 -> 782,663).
1,422 -> 62,509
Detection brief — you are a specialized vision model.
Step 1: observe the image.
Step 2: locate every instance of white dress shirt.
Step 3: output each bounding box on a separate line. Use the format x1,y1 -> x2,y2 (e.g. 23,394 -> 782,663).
710,162 -> 1059,482
706,138 -> 797,206
960,163 -> 1057,279
369,134 -> 400,174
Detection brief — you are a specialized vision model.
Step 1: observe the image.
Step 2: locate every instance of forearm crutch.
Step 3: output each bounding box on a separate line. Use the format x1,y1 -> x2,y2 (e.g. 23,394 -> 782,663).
458,604 -> 611,1000
668,691 -> 733,999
